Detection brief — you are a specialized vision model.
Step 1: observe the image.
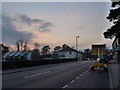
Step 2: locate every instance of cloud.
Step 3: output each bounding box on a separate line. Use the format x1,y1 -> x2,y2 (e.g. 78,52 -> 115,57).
15,14 -> 54,32
2,14 -> 54,45
37,22 -> 54,32
15,14 -> 43,26
2,15 -> 33,45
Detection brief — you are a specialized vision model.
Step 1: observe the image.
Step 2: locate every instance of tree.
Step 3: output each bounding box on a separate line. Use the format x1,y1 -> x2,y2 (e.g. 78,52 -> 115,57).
41,45 -> 51,55
103,1 -> 120,39
24,40 -> 28,50
31,49 -> 40,60
83,49 -> 92,58
54,46 -> 61,51
16,41 -> 20,51
34,43 -> 40,49
19,39 -> 24,50
62,44 -> 70,49
2,44 -> 9,54
16,39 -> 28,51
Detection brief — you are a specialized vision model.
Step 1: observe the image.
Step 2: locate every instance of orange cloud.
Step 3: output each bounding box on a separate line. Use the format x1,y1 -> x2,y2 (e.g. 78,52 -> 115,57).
64,14 -> 75,19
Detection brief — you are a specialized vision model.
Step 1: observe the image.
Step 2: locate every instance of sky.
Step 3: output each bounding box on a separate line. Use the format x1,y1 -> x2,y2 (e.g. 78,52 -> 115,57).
1,1 -> 114,50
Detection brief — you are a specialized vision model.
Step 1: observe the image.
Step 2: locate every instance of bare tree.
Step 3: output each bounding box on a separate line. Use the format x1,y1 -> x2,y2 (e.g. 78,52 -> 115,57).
24,40 -> 28,50
16,41 -> 20,51
34,43 -> 40,49
19,39 -> 24,51
16,39 -> 28,51
41,45 -> 50,55
54,46 -> 61,51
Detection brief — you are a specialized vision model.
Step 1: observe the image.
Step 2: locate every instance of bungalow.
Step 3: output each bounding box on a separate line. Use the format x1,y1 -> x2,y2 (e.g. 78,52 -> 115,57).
57,47 -> 81,60
3,51 -> 14,61
2,49 -> 40,61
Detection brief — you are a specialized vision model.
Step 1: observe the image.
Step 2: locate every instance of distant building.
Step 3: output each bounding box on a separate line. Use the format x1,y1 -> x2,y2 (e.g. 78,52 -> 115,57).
112,32 -> 120,62
2,49 -> 40,61
91,44 -> 106,59
56,47 -> 82,60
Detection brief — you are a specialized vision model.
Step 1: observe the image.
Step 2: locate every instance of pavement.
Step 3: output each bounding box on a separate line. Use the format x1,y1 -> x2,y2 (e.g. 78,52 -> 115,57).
1,60 -> 109,88
108,58 -> 120,89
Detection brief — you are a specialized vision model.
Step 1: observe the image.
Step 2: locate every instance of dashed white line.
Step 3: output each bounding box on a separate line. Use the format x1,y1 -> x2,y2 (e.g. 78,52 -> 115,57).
62,69 -> 89,88
70,80 -> 74,83
32,73 -> 42,76
35,73 -> 42,76
24,71 -> 51,79
43,71 -> 51,74
80,74 -> 83,76
62,85 -> 68,88
76,77 -> 79,79
24,76 -> 30,78
83,72 -> 86,74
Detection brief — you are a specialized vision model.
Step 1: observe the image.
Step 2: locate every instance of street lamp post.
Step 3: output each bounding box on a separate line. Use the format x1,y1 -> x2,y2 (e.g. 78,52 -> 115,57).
76,36 -> 79,51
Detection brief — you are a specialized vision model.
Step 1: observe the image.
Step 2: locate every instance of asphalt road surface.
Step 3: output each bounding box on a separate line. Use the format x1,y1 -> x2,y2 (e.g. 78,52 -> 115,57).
2,60 -> 109,88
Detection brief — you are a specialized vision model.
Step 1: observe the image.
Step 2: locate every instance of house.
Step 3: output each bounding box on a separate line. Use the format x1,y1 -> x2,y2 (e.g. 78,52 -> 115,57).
3,51 -> 13,61
2,49 -> 40,61
2,50 -> 29,61
56,47 -> 81,60
112,32 -> 120,62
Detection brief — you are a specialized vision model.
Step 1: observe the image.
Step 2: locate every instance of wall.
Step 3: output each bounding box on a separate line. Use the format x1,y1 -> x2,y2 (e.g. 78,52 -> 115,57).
58,51 -> 81,60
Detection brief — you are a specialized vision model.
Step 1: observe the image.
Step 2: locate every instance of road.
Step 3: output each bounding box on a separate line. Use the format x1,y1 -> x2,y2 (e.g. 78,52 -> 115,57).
2,60 -> 109,88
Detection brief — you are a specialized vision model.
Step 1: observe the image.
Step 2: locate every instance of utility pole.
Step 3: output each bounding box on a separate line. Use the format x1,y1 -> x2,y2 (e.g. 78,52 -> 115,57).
76,36 -> 79,51
98,48 -> 100,58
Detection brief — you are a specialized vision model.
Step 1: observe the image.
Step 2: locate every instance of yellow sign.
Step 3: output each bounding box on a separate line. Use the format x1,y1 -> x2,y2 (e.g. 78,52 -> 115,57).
92,48 -> 106,55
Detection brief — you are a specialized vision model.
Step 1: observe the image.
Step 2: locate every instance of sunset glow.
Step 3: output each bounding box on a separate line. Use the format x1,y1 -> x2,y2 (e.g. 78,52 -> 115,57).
2,2 -> 113,50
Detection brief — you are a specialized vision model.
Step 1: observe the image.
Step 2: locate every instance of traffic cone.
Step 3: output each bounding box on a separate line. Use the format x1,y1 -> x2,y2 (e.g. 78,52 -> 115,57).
96,66 -> 101,72
88,66 -> 94,71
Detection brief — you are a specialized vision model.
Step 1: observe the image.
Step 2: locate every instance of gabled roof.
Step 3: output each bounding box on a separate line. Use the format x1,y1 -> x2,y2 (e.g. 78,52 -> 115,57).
9,51 -> 18,56
15,51 -> 24,56
3,51 -> 13,58
58,47 -> 80,53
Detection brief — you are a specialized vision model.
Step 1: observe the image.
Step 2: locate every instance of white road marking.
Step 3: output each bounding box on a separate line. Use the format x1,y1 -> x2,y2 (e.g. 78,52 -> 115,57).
24,76 -> 30,78
24,71 -> 51,79
31,75 -> 36,77
35,73 -> 42,76
70,80 -> 74,83
31,73 -> 42,77
62,85 -> 68,88
62,69 -> 89,88
43,71 -> 51,74
76,77 -> 79,79
80,74 -> 83,76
